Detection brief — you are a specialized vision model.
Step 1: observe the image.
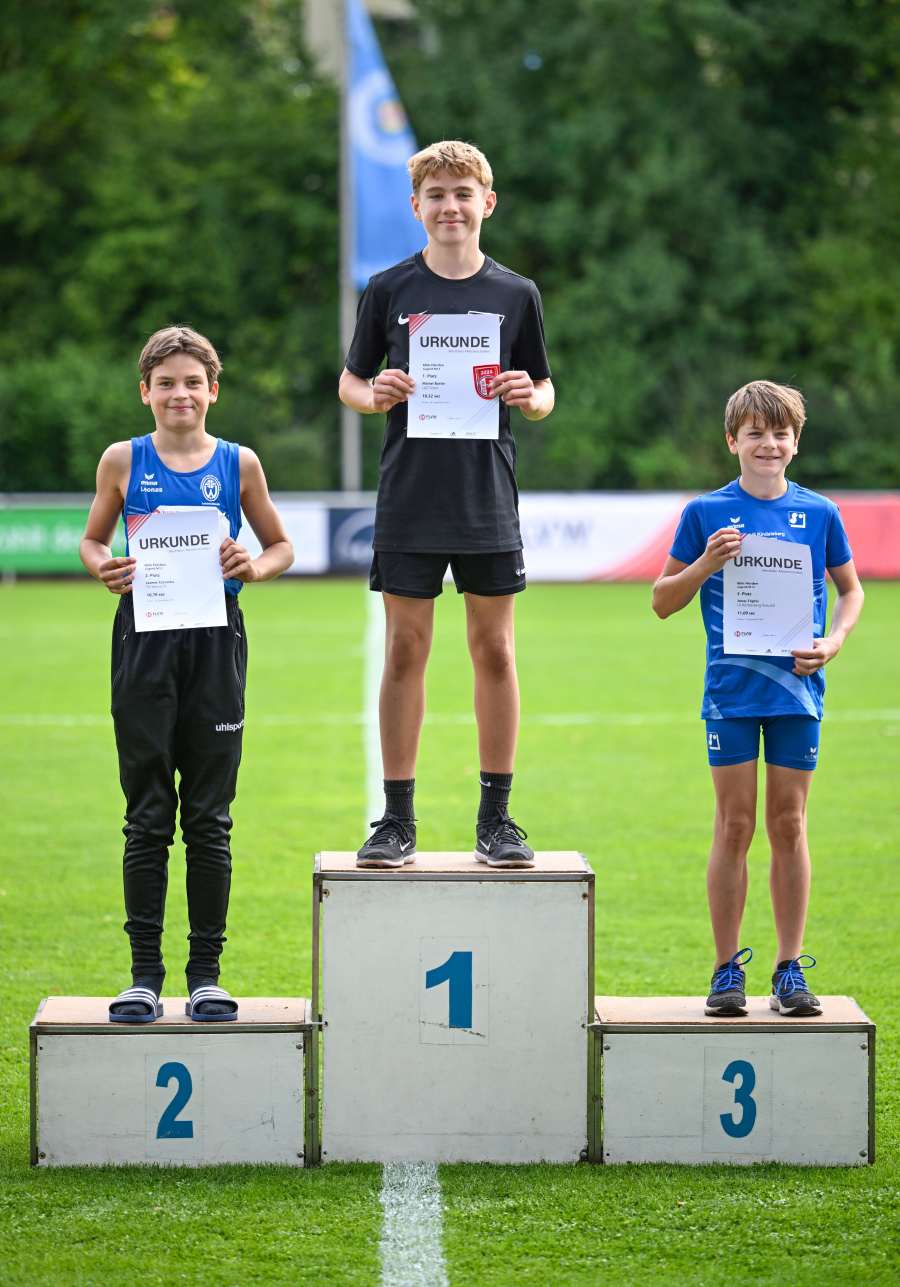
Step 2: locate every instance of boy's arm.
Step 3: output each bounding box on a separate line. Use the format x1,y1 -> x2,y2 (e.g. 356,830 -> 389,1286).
790,559 -> 864,676
219,448 -> 294,584
79,443 -> 136,594
652,528 -> 744,618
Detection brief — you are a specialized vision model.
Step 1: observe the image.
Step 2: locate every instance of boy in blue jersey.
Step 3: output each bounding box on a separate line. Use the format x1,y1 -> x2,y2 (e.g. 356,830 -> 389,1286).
80,327 -> 293,1023
653,381 -> 864,1017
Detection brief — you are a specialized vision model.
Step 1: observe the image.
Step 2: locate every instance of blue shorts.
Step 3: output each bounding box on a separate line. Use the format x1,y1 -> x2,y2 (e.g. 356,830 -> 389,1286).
705,715 -> 821,771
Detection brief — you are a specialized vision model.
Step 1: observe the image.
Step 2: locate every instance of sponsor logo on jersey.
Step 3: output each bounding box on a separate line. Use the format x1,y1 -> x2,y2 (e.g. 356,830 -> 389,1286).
788,510 -> 806,528
729,516 -> 740,523
216,719 -> 245,733
474,363 -> 501,399
140,471 -> 163,494
398,314 -> 409,325
201,474 -> 221,502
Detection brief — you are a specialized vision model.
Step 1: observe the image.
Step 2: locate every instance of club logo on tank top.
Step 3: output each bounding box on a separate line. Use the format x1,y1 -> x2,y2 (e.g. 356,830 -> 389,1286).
200,474 -> 221,502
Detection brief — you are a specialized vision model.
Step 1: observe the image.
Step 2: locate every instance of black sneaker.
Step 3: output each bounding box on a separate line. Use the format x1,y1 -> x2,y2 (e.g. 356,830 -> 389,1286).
474,811 -> 535,868
705,947 -> 753,1015
769,955 -> 822,1015
356,814 -> 417,868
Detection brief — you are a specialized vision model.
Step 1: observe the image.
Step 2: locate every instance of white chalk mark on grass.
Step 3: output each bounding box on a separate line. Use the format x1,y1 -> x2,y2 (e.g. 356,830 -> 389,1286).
380,1163 -> 449,1287
364,585 -> 387,829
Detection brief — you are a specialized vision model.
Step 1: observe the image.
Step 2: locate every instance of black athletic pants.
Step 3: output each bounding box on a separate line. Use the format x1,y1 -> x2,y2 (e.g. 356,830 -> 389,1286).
110,593 -> 247,986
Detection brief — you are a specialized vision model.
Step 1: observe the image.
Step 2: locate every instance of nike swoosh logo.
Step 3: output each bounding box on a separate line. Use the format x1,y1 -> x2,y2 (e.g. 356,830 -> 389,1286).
399,840 -> 411,851
516,569 -> 524,575
398,314 -> 409,325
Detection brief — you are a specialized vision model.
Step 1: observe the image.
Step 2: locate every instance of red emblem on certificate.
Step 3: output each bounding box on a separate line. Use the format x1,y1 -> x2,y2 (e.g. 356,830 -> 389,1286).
473,364 -> 500,400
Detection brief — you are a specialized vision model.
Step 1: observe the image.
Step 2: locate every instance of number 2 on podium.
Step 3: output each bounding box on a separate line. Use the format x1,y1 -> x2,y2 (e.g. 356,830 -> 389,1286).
156,1062 -> 194,1138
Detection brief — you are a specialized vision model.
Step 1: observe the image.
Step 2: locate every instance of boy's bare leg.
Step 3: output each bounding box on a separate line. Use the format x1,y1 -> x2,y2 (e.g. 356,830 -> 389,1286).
379,592 -> 435,779
464,592 -> 519,771
708,762 -> 758,965
764,763 -> 814,967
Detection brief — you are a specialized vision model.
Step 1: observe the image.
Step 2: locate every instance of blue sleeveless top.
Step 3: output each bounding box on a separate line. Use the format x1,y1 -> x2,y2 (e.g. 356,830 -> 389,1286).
124,434 -> 244,596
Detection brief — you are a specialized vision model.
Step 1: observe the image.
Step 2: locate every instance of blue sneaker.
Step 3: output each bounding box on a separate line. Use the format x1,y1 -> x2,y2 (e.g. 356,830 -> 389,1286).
705,947 -> 753,1016
770,955 -> 822,1015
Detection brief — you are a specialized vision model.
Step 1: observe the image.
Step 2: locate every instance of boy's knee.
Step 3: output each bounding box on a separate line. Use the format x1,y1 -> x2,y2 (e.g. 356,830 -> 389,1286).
385,626 -> 430,678
470,632 -> 514,679
719,809 -> 755,852
767,808 -> 804,849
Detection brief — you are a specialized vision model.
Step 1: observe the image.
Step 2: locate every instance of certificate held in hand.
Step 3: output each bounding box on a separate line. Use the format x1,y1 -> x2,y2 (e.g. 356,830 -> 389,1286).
407,313 -> 501,439
128,508 -> 227,633
723,535 -> 814,656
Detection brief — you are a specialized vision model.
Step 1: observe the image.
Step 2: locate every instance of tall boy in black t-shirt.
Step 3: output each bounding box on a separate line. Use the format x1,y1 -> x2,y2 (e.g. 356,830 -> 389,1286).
340,140 -> 554,869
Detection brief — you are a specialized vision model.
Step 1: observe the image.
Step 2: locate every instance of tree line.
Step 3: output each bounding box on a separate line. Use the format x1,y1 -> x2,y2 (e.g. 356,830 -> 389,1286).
2,0 -> 899,493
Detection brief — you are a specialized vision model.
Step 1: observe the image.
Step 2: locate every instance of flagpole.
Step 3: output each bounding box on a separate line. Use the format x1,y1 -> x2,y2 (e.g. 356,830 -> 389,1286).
338,0 -> 362,492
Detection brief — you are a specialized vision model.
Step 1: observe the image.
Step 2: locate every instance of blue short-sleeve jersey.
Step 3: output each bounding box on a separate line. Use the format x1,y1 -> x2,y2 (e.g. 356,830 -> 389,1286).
670,479 -> 853,720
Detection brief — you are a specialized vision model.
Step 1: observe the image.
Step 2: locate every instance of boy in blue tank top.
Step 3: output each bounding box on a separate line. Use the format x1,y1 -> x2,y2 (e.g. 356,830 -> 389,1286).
80,326 -> 293,1023
653,381 -> 864,1018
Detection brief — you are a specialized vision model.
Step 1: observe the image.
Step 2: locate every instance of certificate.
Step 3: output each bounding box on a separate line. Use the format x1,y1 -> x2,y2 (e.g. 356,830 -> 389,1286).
407,312 -> 501,439
129,508 -> 227,633
723,535 -> 814,656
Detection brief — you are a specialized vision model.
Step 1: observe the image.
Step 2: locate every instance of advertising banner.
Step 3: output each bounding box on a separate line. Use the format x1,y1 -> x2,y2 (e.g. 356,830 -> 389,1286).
3,492 -> 899,580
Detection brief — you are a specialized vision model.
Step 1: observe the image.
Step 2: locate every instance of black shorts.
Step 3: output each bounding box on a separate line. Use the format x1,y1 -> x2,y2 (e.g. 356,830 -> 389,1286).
370,550 -> 526,599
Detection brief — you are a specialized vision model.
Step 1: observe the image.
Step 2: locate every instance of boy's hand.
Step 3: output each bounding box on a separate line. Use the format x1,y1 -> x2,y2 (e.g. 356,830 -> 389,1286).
790,637 -> 841,676
220,537 -> 258,583
373,369 -> 414,412
700,528 -> 743,573
490,370 -> 538,411
97,556 -> 136,594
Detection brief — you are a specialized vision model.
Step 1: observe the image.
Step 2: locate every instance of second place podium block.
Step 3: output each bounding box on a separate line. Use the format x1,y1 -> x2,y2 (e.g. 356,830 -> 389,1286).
315,851 -> 594,1163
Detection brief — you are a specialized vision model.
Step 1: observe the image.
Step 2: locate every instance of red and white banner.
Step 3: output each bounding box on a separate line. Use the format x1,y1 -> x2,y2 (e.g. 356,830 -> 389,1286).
243,491 -> 898,580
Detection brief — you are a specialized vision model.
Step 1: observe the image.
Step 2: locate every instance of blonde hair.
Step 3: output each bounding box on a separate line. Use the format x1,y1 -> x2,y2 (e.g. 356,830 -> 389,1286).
139,326 -> 222,389
407,140 -> 493,194
725,380 -> 806,439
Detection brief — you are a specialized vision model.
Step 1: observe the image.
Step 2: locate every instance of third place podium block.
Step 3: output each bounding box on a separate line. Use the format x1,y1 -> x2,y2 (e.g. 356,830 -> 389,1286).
314,851 -> 594,1163
592,996 -> 875,1166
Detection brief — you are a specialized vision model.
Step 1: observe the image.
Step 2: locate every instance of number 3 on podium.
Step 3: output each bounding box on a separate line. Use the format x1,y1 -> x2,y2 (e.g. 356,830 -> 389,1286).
719,1059 -> 756,1138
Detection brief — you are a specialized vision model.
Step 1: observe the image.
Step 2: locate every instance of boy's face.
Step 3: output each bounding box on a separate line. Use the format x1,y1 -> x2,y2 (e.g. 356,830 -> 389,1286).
727,416 -> 798,477
411,168 -> 496,248
140,353 -> 217,432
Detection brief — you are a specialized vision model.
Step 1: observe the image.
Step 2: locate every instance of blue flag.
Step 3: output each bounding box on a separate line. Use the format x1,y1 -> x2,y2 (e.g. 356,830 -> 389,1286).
346,0 -> 426,289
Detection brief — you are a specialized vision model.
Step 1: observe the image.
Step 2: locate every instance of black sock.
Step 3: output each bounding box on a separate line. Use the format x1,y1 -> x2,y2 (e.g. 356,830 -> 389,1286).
776,960 -> 793,971
478,771 -> 513,823
384,778 -> 415,821
132,974 -> 164,997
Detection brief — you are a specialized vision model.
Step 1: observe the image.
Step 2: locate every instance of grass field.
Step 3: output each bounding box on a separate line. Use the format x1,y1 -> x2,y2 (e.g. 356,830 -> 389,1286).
1,577 -> 898,1285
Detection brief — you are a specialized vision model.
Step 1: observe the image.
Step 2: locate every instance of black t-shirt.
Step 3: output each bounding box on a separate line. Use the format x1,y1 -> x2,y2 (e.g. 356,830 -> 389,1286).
345,252 -> 552,553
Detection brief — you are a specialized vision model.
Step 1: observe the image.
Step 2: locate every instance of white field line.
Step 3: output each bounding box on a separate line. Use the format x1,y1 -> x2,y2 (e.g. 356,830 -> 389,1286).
4,708 -> 900,729
379,1163 -> 449,1287
365,585 -> 387,827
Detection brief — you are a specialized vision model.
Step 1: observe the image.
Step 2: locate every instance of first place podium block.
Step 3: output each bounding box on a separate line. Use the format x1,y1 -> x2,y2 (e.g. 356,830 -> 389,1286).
30,997 -> 314,1167
593,996 -> 875,1166
315,851 -> 594,1164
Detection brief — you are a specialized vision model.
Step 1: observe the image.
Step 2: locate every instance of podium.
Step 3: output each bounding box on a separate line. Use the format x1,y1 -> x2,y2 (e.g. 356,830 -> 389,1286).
30,997 -> 315,1167
591,996 -> 875,1166
314,851 -> 594,1163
